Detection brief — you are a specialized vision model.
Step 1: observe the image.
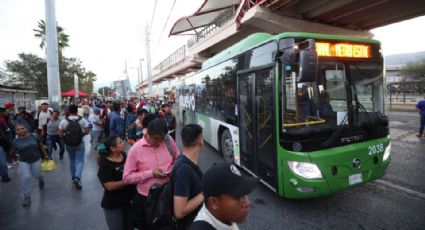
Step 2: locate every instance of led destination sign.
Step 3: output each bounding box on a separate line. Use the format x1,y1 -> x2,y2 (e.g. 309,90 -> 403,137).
316,42 -> 370,58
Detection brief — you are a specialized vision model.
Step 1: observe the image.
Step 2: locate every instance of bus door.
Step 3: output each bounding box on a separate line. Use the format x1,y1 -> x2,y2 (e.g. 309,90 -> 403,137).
238,67 -> 277,189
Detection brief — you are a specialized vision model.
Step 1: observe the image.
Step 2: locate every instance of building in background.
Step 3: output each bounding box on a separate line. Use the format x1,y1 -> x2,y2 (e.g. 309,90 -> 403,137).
113,80 -> 132,98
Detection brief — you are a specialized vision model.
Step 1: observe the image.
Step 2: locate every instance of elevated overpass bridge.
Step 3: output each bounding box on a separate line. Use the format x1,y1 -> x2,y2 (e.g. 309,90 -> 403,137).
137,0 -> 425,95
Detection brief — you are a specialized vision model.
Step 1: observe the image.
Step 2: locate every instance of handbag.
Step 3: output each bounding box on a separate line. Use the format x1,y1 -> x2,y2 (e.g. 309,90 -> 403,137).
30,134 -> 49,159
41,159 -> 56,171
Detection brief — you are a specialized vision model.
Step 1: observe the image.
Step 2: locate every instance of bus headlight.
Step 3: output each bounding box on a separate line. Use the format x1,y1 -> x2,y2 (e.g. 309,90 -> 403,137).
287,161 -> 323,179
383,142 -> 391,161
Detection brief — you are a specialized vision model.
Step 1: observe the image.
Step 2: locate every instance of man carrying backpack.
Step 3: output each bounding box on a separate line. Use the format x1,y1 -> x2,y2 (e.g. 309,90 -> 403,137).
59,104 -> 89,190
123,118 -> 179,229
173,124 -> 204,229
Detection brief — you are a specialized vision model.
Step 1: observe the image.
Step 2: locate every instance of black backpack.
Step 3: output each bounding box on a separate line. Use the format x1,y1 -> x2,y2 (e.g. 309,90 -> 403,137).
145,135 -> 178,229
63,118 -> 84,146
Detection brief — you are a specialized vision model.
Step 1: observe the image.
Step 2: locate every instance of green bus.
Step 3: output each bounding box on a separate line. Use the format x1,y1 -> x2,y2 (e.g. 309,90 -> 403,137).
177,32 -> 391,198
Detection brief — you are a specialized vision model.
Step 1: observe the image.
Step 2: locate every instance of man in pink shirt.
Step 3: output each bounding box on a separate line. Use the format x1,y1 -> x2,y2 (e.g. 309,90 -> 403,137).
123,118 -> 179,229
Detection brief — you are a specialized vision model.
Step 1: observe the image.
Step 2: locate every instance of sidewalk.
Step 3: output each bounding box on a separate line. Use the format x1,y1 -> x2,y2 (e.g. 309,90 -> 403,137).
0,136 -> 108,230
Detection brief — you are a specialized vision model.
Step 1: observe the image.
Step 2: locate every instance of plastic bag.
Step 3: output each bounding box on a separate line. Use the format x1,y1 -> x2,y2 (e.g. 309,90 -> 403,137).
40,159 -> 56,171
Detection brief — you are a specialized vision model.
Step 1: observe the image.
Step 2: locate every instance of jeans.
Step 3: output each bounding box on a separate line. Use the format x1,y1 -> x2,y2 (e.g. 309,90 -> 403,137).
420,114 -> 425,135
91,130 -> 103,149
65,142 -> 85,180
19,159 -> 42,197
0,146 -> 8,177
47,135 -> 64,158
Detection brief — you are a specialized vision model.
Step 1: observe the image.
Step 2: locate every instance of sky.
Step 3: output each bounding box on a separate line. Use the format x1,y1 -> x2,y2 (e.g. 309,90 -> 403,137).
0,0 -> 425,91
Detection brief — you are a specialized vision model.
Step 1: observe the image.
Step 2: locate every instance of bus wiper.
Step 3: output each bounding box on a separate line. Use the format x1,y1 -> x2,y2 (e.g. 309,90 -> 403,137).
321,104 -> 353,147
352,94 -> 377,134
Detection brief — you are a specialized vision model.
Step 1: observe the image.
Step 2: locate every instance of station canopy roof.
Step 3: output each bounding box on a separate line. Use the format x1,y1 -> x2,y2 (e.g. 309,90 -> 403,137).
169,0 -> 240,36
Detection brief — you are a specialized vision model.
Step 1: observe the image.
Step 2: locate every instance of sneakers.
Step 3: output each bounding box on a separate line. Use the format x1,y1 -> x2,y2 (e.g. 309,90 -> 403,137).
1,175 -> 11,182
22,197 -> 31,207
39,178 -> 45,189
72,178 -> 82,190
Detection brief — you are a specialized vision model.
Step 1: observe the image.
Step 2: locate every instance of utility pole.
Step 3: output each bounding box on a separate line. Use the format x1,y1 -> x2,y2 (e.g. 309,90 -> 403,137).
145,24 -> 153,97
45,0 -> 62,110
74,74 -> 79,104
139,58 -> 144,95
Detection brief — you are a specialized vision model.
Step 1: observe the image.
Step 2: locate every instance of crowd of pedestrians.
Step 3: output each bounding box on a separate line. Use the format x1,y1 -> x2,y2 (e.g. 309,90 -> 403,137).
0,97 -> 258,230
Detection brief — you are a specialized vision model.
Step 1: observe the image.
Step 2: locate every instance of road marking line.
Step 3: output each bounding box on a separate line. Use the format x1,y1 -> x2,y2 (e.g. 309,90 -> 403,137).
375,179 -> 425,199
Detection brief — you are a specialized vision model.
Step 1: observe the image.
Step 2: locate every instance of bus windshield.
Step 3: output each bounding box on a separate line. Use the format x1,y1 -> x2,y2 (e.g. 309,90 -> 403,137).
281,60 -> 388,151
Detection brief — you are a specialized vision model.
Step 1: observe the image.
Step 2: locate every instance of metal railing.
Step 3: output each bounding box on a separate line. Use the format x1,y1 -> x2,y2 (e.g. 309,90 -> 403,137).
152,7 -> 237,74
153,45 -> 188,72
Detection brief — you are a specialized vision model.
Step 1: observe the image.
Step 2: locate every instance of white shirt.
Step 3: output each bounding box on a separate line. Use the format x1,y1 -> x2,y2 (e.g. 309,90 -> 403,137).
89,114 -> 103,131
194,204 -> 239,230
37,110 -> 52,129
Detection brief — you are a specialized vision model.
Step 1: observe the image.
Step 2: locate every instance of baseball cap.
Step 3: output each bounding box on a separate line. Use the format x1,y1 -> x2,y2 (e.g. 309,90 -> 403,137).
202,163 -> 258,198
93,107 -> 100,113
5,102 -> 15,108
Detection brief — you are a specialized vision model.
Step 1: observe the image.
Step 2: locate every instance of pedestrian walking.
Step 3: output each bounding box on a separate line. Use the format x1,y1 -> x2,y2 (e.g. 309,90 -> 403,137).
109,102 -> 124,140
98,135 -> 136,230
127,109 -> 148,145
11,124 -> 48,207
101,100 -> 113,138
35,102 -> 52,144
14,106 -> 35,132
89,107 -> 104,150
162,103 -> 177,140
416,93 -> 425,137
82,101 -> 90,120
59,104 -> 89,190
46,111 -> 65,160
189,163 -> 258,230
0,106 -> 12,182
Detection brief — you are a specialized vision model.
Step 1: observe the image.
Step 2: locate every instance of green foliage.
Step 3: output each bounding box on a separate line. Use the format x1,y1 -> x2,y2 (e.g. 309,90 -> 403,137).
4,53 -> 47,96
3,53 -> 96,97
33,20 -> 69,51
98,86 -> 113,97
402,59 -> 425,79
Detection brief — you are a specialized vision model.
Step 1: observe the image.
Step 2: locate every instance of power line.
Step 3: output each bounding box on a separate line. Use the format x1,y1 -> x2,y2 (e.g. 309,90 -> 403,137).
155,0 -> 177,50
149,0 -> 158,34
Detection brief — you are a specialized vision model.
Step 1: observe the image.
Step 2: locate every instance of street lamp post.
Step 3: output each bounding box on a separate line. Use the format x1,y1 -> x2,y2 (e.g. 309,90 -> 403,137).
139,59 -> 144,95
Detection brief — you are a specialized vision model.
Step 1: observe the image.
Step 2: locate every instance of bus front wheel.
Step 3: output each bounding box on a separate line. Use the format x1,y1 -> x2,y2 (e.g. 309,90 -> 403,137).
220,129 -> 234,163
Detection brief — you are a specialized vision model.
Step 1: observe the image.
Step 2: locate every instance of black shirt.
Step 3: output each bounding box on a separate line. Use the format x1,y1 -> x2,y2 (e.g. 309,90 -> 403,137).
97,154 -> 136,209
173,154 -> 203,229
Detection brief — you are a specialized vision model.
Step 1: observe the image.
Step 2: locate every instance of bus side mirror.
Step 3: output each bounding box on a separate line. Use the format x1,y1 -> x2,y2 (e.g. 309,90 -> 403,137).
298,41 -> 318,82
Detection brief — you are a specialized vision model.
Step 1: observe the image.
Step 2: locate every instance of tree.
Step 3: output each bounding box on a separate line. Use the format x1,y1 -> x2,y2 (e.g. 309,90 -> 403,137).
402,58 -> 425,80
4,53 -> 96,97
4,53 -> 48,97
33,20 -> 70,61
98,86 -> 113,97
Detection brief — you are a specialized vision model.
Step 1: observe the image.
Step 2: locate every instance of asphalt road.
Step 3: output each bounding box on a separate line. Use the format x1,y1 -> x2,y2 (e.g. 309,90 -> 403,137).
181,110 -> 425,230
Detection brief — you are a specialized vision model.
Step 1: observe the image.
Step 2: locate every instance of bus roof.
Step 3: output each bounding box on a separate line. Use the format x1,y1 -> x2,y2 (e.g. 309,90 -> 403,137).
201,32 -> 380,70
